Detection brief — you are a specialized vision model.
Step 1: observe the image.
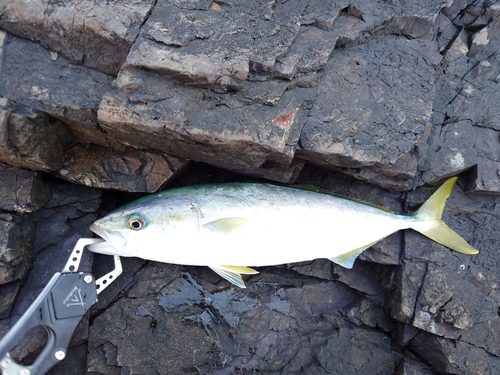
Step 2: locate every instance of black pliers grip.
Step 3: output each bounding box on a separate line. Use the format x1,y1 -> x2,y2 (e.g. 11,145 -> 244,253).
0,238 -> 122,375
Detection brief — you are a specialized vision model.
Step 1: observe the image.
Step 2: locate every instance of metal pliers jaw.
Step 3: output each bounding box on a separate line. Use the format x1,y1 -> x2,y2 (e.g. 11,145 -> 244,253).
0,238 -> 122,375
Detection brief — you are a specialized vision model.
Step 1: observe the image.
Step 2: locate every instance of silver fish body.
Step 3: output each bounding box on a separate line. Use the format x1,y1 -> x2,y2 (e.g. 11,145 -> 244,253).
89,179 -> 478,287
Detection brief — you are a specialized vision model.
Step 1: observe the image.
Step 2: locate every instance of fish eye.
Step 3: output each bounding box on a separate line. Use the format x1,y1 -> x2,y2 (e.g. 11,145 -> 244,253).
127,215 -> 146,230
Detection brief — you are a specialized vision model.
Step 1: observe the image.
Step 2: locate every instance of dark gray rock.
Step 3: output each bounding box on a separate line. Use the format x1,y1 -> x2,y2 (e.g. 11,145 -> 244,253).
0,282 -> 20,320
396,355 -> 435,375
392,182 -> 500,370
0,0 -> 154,75
0,163 -> 52,213
95,0 -> 451,186
0,32 -> 114,148
131,0 -> 306,88
0,164 -> 42,321
0,213 -> 34,285
0,98 -> 73,172
88,263 -> 396,374
58,143 -> 189,193
410,331 -> 500,374
98,65 -> 314,182
299,35 -> 441,191
421,2 -> 500,192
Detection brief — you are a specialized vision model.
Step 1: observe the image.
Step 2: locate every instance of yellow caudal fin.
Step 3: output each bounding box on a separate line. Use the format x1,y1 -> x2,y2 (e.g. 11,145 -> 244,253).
411,177 -> 479,255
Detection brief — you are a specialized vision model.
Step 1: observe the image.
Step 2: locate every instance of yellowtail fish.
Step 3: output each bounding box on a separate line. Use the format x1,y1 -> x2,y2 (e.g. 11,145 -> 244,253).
88,177 -> 478,288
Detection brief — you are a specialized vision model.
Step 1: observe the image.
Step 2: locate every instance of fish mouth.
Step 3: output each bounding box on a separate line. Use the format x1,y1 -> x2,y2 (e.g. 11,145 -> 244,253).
89,222 -> 109,242
89,222 -> 127,254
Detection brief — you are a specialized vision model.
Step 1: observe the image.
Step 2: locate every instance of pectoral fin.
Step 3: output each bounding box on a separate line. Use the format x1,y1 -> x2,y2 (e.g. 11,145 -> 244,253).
204,218 -> 252,234
208,265 -> 259,288
329,241 -> 379,269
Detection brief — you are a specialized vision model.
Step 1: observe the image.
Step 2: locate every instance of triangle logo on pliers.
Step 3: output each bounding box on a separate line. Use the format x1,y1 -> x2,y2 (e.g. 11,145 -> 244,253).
63,286 -> 85,308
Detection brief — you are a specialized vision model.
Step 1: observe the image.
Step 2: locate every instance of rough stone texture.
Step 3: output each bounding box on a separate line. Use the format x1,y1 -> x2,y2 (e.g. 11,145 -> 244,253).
98,66 -> 314,177
0,98 -> 73,172
58,143 -> 188,193
0,31 -> 114,148
0,213 -> 34,285
420,5 -> 500,192
0,0 -> 155,75
2,0 -> 500,374
87,263 -> 394,375
299,35 -> 441,190
410,332 -> 500,374
95,0 -> 452,187
0,163 -> 52,213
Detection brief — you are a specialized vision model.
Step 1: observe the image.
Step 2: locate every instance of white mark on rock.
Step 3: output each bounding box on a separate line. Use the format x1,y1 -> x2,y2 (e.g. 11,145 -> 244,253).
480,60 -> 492,68
31,86 -> 49,98
473,28 -> 490,46
463,84 -> 475,96
447,149 -> 465,169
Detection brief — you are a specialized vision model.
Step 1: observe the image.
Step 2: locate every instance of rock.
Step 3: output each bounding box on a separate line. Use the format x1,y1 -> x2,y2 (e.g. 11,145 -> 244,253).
127,37 -> 251,93
0,163 -> 52,213
46,343 -> 88,375
88,262 -> 397,374
0,282 -> 20,320
0,217 -> 33,338
0,0 -> 155,75
410,331 -> 500,374
130,0 -> 304,85
239,159 -> 305,185
0,98 -> 73,172
396,355 -> 434,375
299,35 -> 441,191
0,213 -> 34,285
420,3 -> 500,192
58,143 -> 189,193
0,163 -> 45,324
0,32 -> 114,147
98,65 -> 315,181
420,120 -> 500,191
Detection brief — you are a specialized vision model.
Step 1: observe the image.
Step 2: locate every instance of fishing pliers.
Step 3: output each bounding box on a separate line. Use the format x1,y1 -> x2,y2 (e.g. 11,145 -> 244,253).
0,238 -> 122,375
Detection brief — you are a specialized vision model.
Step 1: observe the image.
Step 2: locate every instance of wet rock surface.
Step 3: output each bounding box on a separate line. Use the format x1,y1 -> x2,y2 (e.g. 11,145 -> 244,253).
1,0 -> 500,374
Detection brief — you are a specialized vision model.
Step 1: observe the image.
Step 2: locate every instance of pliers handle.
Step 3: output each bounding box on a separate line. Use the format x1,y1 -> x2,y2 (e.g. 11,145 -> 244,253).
0,238 -> 122,375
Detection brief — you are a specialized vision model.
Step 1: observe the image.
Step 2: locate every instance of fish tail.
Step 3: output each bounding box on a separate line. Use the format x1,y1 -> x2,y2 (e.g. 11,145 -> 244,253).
410,177 -> 478,255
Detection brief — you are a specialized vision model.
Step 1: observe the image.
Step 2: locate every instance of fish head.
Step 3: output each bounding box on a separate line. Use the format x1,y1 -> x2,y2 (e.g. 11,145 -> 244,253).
88,193 -> 202,258
89,209 -> 152,256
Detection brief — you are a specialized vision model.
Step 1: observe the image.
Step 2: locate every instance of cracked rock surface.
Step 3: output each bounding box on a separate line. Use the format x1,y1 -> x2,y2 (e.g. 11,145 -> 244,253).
1,0 -> 500,374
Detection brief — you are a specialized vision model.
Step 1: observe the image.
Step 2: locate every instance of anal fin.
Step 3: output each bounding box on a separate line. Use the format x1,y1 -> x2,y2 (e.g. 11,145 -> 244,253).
208,265 -> 259,288
329,241 -> 379,269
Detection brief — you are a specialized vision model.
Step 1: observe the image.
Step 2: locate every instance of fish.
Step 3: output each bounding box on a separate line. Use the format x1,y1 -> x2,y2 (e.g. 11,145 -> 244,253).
88,177 -> 478,288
